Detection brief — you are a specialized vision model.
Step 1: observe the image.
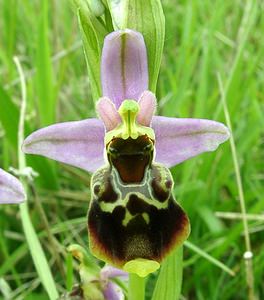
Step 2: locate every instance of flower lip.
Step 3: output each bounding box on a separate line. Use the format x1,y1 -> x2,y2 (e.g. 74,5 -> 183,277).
123,258 -> 160,277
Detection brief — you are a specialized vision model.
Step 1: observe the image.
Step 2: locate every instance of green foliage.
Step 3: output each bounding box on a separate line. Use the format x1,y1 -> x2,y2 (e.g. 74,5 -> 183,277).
152,247 -> 183,300
72,0 -> 108,102
19,203 -> 59,300
35,0 -> 56,126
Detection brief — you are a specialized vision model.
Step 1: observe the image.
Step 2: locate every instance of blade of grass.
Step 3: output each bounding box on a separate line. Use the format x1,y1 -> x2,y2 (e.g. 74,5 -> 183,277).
66,253 -> 73,292
152,247 -> 183,300
184,241 -> 235,276
217,73 -> 255,300
2,0 -> 18,80
0,278 -> 12,299
35,0 -> 56,126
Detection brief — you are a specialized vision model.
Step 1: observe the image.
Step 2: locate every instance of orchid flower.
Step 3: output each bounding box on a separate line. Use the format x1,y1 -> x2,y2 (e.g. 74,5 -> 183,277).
0,168 -> 26,204
23,29 -> 229,277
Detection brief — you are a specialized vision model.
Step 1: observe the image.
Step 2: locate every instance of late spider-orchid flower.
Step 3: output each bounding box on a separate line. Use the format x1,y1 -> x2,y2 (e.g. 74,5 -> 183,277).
0,168 -> 25,204
23,29 -> 230,277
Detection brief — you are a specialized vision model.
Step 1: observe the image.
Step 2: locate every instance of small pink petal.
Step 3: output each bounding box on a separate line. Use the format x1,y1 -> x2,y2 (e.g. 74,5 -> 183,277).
23,119 -> 105,173
96,97 -> 121,131
101,29 -> 148,108
103,282 -> 124,300
100,266 -> 128,281
0,168 -> 25,204
152,116 -> 230,167
137,91 -> 157,126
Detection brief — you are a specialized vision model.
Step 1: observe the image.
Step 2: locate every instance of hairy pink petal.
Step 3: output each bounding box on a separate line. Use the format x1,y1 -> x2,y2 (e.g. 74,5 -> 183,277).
137,91 -> 157,126
0,168 -> 25,204
101,29 -> 148,108
23,119 -> 105,173
152,116 -> 230,167
96,97 -> 121,131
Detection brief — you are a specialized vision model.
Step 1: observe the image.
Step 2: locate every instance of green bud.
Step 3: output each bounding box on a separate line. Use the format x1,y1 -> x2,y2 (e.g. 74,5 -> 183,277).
87,0 -> 105,17
72,0 -> 108,102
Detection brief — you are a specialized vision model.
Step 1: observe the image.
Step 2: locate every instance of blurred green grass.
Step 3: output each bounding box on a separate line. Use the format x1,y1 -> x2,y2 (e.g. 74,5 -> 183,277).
0,0 -> 263,299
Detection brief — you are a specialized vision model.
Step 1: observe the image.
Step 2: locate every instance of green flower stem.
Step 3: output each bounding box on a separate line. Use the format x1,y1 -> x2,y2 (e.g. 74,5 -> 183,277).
128,274 -> 145,300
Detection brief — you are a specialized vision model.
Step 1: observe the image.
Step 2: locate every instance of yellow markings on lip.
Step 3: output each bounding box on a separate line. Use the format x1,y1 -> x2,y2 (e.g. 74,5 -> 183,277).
142,212 -> 150,224
123,258 -> 160,277
105,99 -> 155,145
122,211 -> 150,227
98,191 -> 169,213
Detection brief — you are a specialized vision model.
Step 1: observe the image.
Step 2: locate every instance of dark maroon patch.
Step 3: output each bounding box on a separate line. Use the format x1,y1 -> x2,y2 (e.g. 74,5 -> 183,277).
93,184 -> 100,195
88,195 -> 189,264
97,176 -> 118,203
112,206 -> 126,220
151,179 -> 169,202
151,166 -> 172,202
165,179 -> 173,189
107,135 -> 153,183
127,194 -> 158,215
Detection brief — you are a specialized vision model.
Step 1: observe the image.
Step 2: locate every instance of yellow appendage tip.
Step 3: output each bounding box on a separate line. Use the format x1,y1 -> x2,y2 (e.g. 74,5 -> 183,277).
123,258 -> 160,277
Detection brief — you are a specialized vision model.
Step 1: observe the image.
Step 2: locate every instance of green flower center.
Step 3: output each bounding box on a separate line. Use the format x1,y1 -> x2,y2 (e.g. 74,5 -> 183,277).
105,100 -> 155,145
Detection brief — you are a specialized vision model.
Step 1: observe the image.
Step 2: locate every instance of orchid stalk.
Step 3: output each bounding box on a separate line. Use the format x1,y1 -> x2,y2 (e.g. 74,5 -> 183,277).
23,29 -> 229,297
0,167 -> 25,204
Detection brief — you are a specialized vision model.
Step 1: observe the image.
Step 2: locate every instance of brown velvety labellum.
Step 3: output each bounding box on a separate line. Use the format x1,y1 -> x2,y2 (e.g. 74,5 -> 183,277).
88,193 -> 189,267
88,135 -> 190,268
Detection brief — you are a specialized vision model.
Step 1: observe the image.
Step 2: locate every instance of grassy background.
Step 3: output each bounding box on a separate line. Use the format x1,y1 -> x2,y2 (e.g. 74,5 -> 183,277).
0,0 -> 263,299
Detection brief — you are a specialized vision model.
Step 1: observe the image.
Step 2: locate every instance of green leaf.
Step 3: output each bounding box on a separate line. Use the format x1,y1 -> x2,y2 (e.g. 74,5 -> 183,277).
66,253 -> 74,291
35,0 -> 56,126
107,0 -> 165,92
72,0 -> 108,102
0,85 -> 20,149
20,202 -> 59,300
184,241 -> 235,276
0,278 -> 12,299
152,247 -> 183,300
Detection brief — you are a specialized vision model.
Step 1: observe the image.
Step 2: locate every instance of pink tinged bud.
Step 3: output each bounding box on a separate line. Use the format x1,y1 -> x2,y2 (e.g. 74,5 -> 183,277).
0,168 -> 26,204
101,29 -> 149,108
